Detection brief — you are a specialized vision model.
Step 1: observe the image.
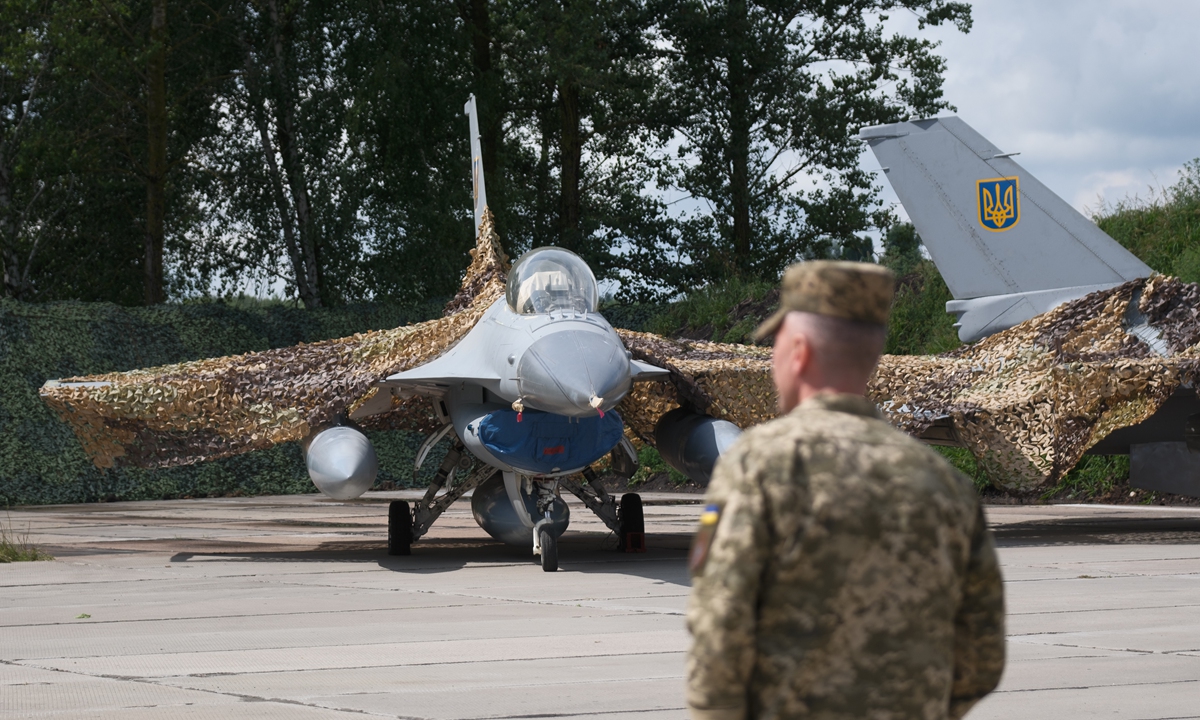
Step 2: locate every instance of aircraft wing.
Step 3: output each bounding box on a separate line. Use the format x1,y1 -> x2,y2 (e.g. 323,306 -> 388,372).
614,330 -> 778,442
39,212 -> 511,470
873,276 -> 1200,492
620,277 -> 1200,494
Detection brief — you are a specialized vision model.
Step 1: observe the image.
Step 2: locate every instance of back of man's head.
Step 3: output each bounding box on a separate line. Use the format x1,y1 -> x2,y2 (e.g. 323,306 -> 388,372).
784,311 -> 887,386
758,261 -> 894,412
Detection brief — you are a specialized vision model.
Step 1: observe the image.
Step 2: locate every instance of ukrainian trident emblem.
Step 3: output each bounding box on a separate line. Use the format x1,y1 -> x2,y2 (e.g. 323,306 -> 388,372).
977,177 -> 1020,231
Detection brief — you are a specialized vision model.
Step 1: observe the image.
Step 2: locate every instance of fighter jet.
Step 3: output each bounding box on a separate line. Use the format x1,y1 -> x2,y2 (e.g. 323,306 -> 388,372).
40,109 -> 1200,559
39,95 -> 753,571
860,117 -> 1200,498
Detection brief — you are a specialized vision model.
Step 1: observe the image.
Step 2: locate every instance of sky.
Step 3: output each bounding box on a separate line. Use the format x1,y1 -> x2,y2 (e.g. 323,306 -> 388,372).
868,0 -> 1200,221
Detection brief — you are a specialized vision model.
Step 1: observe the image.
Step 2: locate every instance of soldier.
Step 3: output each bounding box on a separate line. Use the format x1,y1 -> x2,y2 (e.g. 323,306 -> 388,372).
686,260 -> 1005,720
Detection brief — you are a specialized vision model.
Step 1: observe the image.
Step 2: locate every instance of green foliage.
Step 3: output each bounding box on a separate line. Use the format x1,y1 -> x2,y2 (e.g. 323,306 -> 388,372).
885,259 -> 961,356
644,277 -> 776,344
934,447 -> 989,491
880,222 -> 924,278
630,444 -> 688,486
598,299 -> 669,333
623,0 -> 971,299
1039,456 -> 1130,501
1094,159 -> 1200,281
0,297 -> 447,506
5,1 -> 971,307
0,512 -> 52,561
934,448 -> 1131,500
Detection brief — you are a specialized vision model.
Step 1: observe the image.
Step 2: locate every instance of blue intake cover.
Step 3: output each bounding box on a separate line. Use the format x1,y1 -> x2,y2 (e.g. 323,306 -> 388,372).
477,408 -> 624,475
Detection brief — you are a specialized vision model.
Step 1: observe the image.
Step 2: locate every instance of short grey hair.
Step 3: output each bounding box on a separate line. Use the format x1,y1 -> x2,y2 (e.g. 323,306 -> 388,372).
788,311 -> 887,381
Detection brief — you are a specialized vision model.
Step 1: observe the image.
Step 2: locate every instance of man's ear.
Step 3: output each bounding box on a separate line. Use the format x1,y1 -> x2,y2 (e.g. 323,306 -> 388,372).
792,330 -> 811,378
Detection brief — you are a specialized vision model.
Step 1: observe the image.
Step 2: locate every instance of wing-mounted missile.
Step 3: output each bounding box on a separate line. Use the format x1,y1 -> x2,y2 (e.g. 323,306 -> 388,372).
303,425 -> 378,500
654,408 -> 743,485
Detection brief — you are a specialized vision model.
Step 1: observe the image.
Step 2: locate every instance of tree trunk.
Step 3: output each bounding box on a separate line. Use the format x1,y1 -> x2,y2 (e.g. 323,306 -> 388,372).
558,79 -> 582,250
249,85 -> 315,309
266,0 -> 321,307
144,0 -> 168,304
0,160 -> 19,298
726,0 -> 753,275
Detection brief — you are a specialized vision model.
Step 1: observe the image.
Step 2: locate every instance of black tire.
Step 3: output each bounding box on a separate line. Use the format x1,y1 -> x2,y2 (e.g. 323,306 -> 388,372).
539,529 -> 558,572
618,493 -> 645,553
388,500 -> 412,556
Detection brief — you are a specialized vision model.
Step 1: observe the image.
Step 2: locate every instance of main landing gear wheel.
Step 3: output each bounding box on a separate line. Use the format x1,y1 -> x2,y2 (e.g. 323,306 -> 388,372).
388,500 -> 412,556
539,529 -> 558,572
619,493 -> 646,553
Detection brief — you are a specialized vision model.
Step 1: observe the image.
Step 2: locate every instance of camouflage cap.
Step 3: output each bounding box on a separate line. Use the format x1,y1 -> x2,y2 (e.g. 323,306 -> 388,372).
753,260 -> 896,341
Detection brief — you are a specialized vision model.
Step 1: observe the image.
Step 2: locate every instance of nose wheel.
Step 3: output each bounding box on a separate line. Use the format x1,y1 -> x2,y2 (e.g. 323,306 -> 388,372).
537,528 -> 558,572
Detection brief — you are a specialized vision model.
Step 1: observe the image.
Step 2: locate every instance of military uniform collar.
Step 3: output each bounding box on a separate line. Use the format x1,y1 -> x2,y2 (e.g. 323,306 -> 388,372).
796,392 -> 882,419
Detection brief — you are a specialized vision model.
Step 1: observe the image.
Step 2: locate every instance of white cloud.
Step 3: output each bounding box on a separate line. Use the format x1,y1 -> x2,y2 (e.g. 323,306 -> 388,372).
867,0 -> 1200,220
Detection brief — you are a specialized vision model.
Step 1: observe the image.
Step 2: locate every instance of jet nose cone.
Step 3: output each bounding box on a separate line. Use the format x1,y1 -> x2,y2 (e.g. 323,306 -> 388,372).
517,329 -> 632,417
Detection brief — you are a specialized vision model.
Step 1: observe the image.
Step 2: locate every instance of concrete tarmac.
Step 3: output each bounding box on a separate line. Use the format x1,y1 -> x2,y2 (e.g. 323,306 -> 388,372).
2,494 -> 1199,719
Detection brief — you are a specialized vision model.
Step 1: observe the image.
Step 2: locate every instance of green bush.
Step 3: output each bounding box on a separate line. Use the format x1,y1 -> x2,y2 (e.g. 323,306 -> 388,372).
0,297 -> 448,506
598,300 -> 668,332
1094,159 -> 1200,281
885,259 -> 961,356
630,445 -> 689,486
644,277 -> 776,344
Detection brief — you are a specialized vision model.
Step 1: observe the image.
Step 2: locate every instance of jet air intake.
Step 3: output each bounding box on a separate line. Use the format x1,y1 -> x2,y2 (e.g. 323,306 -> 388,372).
516,329 -> 631,417
305,426 -> 378,500
654,408 -> 743,485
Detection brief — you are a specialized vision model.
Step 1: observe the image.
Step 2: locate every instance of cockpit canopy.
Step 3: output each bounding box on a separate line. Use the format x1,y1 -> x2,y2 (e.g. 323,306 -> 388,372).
506,247 -> 599,315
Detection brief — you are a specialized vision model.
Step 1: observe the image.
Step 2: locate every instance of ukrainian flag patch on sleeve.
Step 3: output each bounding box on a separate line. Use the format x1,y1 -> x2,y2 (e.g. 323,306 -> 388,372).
688,503 -> 721,577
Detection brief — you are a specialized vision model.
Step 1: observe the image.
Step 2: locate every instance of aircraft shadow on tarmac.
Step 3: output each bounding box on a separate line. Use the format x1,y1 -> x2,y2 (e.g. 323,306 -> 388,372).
992,516 -> 1200,547
166,531 -> 692,586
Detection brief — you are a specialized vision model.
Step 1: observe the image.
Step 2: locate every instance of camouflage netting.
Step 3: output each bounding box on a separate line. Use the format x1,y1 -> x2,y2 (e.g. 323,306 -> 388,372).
40,212 -> 1200,495
40,209 -> 510,470
616,331 -> 775,442
871,276 -> 1200,493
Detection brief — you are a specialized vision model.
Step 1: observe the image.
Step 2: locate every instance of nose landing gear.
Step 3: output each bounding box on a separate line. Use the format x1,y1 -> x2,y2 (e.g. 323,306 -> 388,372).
534,526 -> 558,572
532,481 -> 562,572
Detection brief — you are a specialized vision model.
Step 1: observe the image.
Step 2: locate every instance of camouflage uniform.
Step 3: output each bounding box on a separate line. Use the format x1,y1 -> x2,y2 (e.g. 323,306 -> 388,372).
686,393 -> 1005,720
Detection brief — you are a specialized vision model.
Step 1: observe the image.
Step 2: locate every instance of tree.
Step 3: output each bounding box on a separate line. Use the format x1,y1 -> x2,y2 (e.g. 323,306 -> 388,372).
0,0 -> 57,300
622,0 -> 971,299
180,0 -> 479,306
496,0 -> 673,279
880,221 -> 922,276
18,0 -> 239,305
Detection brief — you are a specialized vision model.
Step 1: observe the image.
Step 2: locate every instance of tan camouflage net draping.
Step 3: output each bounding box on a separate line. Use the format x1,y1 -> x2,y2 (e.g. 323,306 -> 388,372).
616,330 -> 777,442
40,209 -> 1200,494
871,276 -> 1200,493
40,210 -> 511,469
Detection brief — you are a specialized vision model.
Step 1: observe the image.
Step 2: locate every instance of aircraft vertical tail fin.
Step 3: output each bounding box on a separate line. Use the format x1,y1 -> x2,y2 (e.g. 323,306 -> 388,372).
859,117 -> 1152,341
465,94 -> 488,236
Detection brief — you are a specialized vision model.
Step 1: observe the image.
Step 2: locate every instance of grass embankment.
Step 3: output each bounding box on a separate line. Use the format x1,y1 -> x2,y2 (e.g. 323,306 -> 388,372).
1095,159 -> 1200,282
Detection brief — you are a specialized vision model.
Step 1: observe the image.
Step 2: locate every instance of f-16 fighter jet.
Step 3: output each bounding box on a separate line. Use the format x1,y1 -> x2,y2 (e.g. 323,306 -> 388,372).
39,109 -> 1200,563
39,96 -> 761,572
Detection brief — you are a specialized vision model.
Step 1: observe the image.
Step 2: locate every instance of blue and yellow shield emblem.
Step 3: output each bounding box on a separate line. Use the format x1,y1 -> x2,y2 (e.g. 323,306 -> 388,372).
976,177 -> 1020,232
